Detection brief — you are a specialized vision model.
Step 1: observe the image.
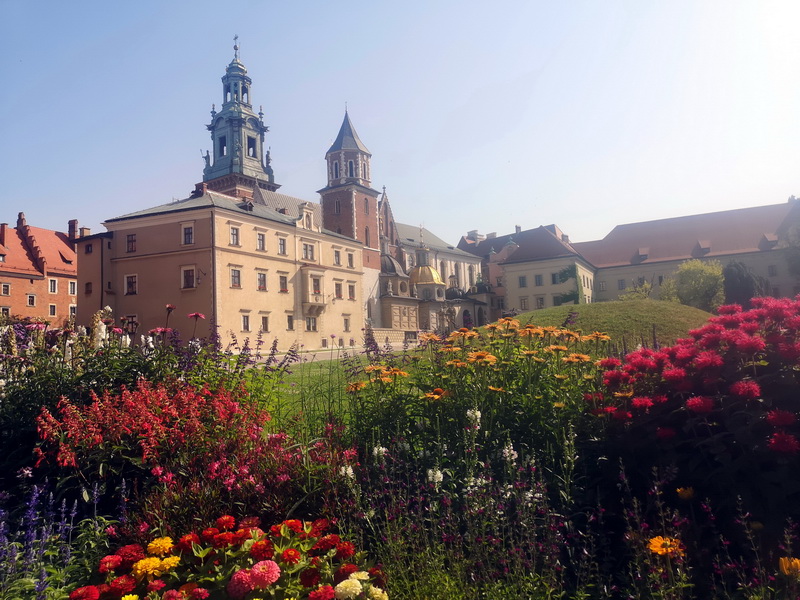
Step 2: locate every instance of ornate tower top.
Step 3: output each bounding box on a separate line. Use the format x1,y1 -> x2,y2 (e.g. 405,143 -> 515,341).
323,111 -> 373,189
201,39 -> 279,195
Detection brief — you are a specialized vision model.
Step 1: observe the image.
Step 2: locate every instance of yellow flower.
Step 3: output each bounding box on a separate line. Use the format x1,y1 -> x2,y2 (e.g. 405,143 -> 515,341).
132,556 -> 163,579
676,487 -> 694,501
648,536 -> 684,557
161,555 -> 180,571
553,402 -> 565,408
488,386 -> 506,392
122,596 -> 139,600
147,536 -> 173,556
781,557 -> 800,577
562,353 -> 591,363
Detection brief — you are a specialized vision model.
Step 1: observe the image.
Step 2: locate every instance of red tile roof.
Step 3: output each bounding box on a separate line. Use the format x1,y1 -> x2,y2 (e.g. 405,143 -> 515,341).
0,221 -> 76,278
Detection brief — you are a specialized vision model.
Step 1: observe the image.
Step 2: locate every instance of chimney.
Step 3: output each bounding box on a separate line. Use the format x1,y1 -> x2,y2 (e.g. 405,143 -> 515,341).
68,219 -> 79,240
562,234 -> 570,243
17,212 -> 27,228
467,229 -> 479,241
79,227 -> 92,237
486,232 -> 497,240
515,225 -> 521,234
0,223 -> 6,247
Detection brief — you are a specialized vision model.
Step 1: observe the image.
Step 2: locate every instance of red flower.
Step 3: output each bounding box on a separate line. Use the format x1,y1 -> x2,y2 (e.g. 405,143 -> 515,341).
310,518 -> 330,537
69,586 -> 100,600
311,534 -> 341,555
269,524 -> 284,537
309,585 -> 336,600
300,568 -> 322,587
693,351 -> 724,370
191,589 -> 211,600
250,540 -> 275,561
201,527 -> 220,543
98,554 -> 123,573
109,575 -> 136,595
729,380 -> 761,400
147,580 -> 167,592
768,432 -> 800,454
369,565 -> 387,588
216,515 -> 236,531
115,544 -> 145,567
598,357 -> 622,369
283,519 -> 303,533
335,541 -> 356,560
212,532 -> 236,548
767,410 -> 796,428
334,563 -> 359,583
240,516 -> 261,529
686,396 -> 714,414
656,427 -> 677,441
612,410 -> 632,422
282,548 -> 301,564
631,397 -> 654,411
176,533 -> 200,553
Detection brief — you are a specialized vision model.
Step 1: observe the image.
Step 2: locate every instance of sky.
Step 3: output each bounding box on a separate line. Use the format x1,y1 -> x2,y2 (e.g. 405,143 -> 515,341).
3,1 -> 800,245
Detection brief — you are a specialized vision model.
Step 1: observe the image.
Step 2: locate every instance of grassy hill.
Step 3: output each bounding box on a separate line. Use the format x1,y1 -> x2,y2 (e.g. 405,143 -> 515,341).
512,299 -> 712,349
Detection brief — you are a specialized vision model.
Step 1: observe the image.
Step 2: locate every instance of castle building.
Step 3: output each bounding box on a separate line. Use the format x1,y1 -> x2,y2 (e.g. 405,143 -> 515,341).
0,213 -> 80,324
75,42 -> 483,349
459,199 -> 800,315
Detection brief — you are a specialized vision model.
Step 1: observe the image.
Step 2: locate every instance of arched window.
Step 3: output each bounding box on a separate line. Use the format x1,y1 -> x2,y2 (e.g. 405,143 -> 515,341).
365,227 -> 371,247
333,162 -> 339,179
348,161 -> 355,177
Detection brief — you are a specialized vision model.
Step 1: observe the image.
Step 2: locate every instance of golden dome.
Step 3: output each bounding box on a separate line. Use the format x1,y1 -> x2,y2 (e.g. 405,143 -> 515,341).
410,265 -> 445,286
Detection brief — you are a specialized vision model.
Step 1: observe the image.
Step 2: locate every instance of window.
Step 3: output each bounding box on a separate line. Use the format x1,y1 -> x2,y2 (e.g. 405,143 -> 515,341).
334,250 -> 341,265
69,281 -> 76,295
257,232 -> 266,251
183,225 -> 194,245
126,234 -> 136,253
551,273 -> 559,285
333,162 -> 339,179
364,227 -> 370,247
534,274 -> 543,286
306,316 -> 318,332
519,297 -> 529,310
69,305 -> 76,317
1,307 -> 8,317
231,269 -> 241,288
344,317 -> 350,332
348,160 -> 354,177
287,315 -> 294,330
347,253 -> 354,268
335,282 -> 343,298
242,314 -> 250,332
364,198 -> 369,214
768,265 -> 778,277
219,135 -> 227,157
257,272 -> 267,291
496,277 -> 503,287
497,297 -> 505,310
618,279 -> 626,291
278,238 -> 287,255
518,276 -> 527,288
536,296 -> 545,309
247,136 -> 256,158
49,304 -> 57,317
261,316 -> 269,332
312,277 -> 321,294
334,200 -> 341,214
85,282 -> 92,295
348,284 -> 356,300
49,279 -> 57,294
0,283 -> 8,295
303,244 -> 315,260
182,267 -> 196,289
599,281 -> 607,291
125,275 -> 137,295
85,243 -> 93,254
279,275 -> 288,292
230,227 -> 240,246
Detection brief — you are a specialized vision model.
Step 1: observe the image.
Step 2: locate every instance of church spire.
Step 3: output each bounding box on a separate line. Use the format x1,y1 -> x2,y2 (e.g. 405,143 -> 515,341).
201,38 -> 279,196
324,111 -> 372,187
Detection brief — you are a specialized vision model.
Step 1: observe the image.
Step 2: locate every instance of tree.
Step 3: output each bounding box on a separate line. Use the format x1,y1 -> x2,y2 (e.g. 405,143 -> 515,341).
723,261 -> 769,309
554,264 -> 582,305
672,259 -> 725,312
618,279 -> 653,301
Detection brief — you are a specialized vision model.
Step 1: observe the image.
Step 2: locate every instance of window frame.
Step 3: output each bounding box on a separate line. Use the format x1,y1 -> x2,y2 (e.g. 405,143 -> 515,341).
125,274 -> 138,296
230,268 -> 242,288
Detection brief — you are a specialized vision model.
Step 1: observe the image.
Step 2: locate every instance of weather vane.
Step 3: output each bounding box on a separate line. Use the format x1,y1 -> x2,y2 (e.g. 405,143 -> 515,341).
233,35 -> 239,59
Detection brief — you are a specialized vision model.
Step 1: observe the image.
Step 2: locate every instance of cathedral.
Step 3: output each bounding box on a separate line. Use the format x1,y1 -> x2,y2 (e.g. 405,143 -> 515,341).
74,42 -> 486,350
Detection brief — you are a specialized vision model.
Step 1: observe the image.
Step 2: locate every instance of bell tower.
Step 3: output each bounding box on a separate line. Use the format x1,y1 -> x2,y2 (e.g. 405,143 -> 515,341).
202,37 -> 279,197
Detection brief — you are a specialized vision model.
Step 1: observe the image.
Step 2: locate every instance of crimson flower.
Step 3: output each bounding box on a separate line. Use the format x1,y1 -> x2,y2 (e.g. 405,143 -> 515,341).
309,585 -> 336,600
656,427 -> 677,441
766,410 -> 796,428
282,548 -> 301,564
729,380 -> 761,400
69,586 -> 100,600
631,397 -> 654,411
768,432 -> 800,454
686,396 -> 714,414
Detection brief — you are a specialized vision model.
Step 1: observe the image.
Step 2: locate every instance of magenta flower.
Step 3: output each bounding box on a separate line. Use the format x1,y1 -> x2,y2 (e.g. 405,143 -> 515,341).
768,432 -> 800,454
686,396 -> 714,414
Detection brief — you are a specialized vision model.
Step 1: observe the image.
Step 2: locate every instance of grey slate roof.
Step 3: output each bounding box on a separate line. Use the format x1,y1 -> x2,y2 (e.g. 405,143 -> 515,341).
395,223 -> 476,258
327,112 -> 370,155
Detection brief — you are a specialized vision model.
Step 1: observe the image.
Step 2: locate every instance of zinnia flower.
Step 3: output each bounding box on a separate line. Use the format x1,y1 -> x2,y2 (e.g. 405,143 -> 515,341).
251,560 -> 281,588
367,586 -> 389,600
99,554 -> 123,573
69,587 -> 100,600
226,569 -> 254,599
109,575 -> 136,595
250,539 -> 275,560
648,536 -> 684,557
335,541 -> 356,560
334,578 -> 363,599
132,557 -> 163,579
309,585 -> 336,600
188,312 -> 206,320
282,548 -> 302,564
147,536 -> 174,556
216,515 -> 236,531
300,568 -> 322,588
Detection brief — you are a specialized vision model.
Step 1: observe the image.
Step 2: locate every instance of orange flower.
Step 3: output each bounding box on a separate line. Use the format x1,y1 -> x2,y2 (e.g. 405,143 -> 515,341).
467,351 -> 497,365
446,360 -> 468,368
546,345 -> 569,353
780,557 -> 800,577
676,487 -> 694,501
364,365 -> 385,373
439,346 -> 462,353
345,381 -> 367,393
648,536 -> 684,557
385,368 -> 408,377
418,332 -> 442,343
488,386 -> 506,392
424,388 -> 449,400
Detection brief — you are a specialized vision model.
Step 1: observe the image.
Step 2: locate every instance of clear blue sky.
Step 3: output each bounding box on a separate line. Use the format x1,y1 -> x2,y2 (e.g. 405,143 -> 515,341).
3,1 -> 800,244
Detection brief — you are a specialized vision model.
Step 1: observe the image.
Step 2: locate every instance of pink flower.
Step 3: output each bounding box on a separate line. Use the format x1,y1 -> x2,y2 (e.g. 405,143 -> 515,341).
768,432 -> 800,454
686,396 -> 714,414
729,380 -> 761,400
251,560 -> 281,588
631,397 -> 654,411
226,569 -> 254,599
188,312 -> 206,320
190,590 -> 210,600
166,304 -> 176,312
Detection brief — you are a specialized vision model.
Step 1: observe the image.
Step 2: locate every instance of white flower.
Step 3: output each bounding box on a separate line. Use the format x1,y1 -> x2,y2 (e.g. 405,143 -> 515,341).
502,442 -> 518,463
368,586 -> 389,600
372,445 -> 388,459
339,465 -> 355,480
427,468 -> 444,484
349,571 -> 370,581
334,578 -> 363,599
466,408 -> 481,429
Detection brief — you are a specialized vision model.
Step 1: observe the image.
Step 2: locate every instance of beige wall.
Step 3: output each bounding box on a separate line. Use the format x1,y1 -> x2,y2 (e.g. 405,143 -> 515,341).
502,257 -> 594,312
